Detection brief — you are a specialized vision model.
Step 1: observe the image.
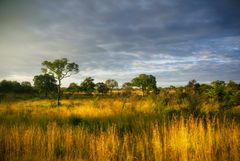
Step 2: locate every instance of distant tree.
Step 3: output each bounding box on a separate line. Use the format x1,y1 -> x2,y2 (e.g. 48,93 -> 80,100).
210,80 -> 226,103
33,74 -> 57,97
0,80 -> 22,93
0,80 -> 10,93
95,82 -> 109,95
186,80 -> 201,111
105,79 -> 118,94
226,80 -> 239,91
21,81 -> 33,93
211,80 -> 225,88
68,82 -> 79,93
21,81 -> 31,87
199,83 -> 211,95
187,79 -> 200,91
80,77 -> 95,94
41,58 -> 79,106
205,80 -> 231,110
131,74 -> 157,96
122,82 -> 132,90
224,80 -> 240,109
169,85 -> 176,89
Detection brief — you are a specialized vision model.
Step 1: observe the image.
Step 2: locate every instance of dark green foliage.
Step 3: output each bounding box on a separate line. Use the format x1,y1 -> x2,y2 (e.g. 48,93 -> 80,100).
150,80 -> 240,112
68,115 -> 82,126
222,81 -> 240,110
21,81 -> 33,93
95,82 -> 109,95
0,80 -> 34,94
131,74 -> 157,96
203,80 -> 240,111
80,77 -> 95,94
33,74 -> 57,97
67,82 -> 79,93
0,80 -> 21,93
186,80 -> 201,112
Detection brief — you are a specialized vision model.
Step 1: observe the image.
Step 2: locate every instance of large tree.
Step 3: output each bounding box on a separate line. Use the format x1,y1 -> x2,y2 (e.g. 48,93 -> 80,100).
33,74 -> 57,97
131,74 -> 157,96
41,58 -> 79,105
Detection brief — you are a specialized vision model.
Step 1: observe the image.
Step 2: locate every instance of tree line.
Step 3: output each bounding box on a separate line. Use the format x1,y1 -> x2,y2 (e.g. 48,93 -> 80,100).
0,73 -> 156,98
0,58 -> 239,110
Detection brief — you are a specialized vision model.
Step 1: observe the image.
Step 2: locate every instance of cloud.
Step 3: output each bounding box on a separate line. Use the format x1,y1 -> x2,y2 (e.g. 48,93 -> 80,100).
0,0 -> 240,86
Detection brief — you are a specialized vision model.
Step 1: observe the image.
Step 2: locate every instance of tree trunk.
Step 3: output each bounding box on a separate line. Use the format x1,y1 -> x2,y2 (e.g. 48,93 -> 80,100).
57,80 -> 61,106
142,87 -> 145,96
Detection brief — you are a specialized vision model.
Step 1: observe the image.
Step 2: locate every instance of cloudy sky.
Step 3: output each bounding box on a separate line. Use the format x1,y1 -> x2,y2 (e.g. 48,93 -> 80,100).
0,0 -> 240,87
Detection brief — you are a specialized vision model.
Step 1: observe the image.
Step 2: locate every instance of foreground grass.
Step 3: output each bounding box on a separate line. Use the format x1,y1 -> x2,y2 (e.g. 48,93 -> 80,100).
0,97 -> 240,161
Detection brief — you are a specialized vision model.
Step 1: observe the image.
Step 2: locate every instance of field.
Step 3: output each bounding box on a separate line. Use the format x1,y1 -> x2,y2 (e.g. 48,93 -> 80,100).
0,95 -> 240,161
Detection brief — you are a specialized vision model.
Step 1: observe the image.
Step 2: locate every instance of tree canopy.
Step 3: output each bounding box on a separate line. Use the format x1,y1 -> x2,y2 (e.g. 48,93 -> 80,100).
131,74 -> 157,95
80,77 -> 95,94
0,80 -> 32,93
95,82 -> 109,95
33,74 -> 57,97
105,79 -> 118,94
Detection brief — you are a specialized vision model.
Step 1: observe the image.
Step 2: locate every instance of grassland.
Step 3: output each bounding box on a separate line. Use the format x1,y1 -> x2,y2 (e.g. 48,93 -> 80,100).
0,96 -> 240,161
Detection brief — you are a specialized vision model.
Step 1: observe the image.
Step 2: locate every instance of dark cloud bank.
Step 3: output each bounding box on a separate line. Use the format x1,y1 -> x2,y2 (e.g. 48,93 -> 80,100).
0,0 -> 240,86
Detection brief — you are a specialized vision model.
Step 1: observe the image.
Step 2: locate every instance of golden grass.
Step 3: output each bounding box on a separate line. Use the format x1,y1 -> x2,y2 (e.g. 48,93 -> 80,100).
1,116 -> 239,161
0,97 -> 151,119
0,98 -> 240,161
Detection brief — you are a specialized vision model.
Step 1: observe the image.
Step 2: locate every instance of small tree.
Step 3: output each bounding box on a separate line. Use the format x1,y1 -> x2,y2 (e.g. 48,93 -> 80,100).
41,58 -> 79,106
80,77 -> 95,94
33,74 -> 57,97
95,82 -> 109,95
131,74 -> 157,96
187,80 -> 200,91
186,80 -> 201,112
210,80 -> 226,103
67,82 -> 79,94
105,79 -> 118,94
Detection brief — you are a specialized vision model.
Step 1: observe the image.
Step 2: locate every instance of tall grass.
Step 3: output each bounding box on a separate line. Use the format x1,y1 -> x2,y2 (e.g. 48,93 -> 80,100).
0,98 -> 239,161
1,115 -> 239,161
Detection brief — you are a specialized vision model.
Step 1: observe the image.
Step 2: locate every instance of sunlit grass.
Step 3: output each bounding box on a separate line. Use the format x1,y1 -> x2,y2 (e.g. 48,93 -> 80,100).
0,97 -> 152,119
0,97 -> 239,161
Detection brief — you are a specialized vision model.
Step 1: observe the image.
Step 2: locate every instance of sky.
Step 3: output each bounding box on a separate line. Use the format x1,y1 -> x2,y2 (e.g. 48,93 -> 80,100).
0,0 -> 240,87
